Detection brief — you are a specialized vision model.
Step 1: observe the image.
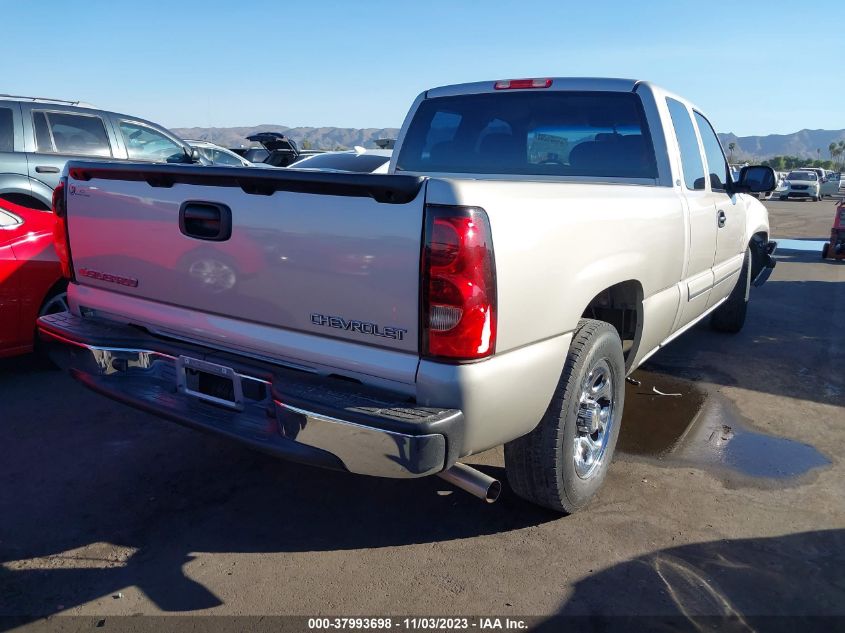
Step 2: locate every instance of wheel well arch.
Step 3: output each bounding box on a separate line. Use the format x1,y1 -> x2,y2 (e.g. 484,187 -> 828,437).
0,175 -> 53,210
580,280 -> 644,368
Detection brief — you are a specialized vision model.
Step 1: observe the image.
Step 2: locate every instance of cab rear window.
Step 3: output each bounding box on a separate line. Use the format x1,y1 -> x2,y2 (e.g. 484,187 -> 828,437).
396,91 -> 657,179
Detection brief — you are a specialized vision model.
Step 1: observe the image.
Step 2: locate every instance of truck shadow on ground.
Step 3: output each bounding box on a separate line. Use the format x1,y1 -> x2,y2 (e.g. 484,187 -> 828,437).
545,528 -> 845,630
0,357 -> 551,616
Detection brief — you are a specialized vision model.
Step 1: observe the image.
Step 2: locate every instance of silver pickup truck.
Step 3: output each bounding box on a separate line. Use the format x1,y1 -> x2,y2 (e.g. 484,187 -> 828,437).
39,78 -> 777,513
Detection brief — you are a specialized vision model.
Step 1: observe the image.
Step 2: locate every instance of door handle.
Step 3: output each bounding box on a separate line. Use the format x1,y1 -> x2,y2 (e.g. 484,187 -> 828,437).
178,202 -> 232,241
717,210 -> 727,228
35,165 -> 60,174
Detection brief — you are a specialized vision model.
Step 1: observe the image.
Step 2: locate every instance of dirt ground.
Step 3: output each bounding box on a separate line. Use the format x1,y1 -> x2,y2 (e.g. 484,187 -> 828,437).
1,199 -> 843,627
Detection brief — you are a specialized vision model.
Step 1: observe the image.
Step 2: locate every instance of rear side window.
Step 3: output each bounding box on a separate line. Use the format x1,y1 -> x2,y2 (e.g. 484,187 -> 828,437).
666,98 -> 705,190
0,107 -> 13,152
208,148 -> 244,166
693,111 -> 730,192
396,91 -> 657,179
33,111 -> 112,157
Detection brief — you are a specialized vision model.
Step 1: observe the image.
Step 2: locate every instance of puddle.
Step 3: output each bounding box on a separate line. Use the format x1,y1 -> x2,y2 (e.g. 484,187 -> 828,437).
618,370 -> 831,481
775,239 -> 828,252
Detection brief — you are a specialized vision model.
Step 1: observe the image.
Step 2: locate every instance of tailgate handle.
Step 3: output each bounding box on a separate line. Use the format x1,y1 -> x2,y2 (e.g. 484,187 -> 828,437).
179,202 -> 232,241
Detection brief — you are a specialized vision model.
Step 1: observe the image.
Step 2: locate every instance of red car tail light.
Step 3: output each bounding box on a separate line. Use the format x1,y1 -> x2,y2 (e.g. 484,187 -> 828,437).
421,205 -> 496,361
51,177 -> 74,280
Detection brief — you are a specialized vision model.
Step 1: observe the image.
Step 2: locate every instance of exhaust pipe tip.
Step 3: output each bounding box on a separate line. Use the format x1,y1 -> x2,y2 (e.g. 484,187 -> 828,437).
485,479 -> 502,503
437,462 -> 502,504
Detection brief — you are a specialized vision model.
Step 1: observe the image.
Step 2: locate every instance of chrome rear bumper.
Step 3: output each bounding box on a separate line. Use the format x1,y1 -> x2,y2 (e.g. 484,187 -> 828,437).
38,312 -> 463,479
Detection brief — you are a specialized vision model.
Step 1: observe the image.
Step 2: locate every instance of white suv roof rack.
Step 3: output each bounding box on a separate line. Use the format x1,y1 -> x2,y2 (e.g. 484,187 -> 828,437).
0,94 -> 97,108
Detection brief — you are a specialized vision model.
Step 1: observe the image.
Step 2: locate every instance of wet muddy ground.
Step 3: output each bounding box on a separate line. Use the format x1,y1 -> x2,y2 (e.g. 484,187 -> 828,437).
619,369 -> 830,485
1,199 -> 844,624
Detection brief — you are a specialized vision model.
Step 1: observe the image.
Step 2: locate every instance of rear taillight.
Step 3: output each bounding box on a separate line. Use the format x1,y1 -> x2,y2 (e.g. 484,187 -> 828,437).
51,177 -> 74,280
421,205 -> 496,361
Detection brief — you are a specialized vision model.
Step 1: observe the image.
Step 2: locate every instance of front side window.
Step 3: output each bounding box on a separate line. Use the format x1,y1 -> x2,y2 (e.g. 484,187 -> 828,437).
693,111 -> 730,192
666,98 -> 705,190
0,107 -> 13,152
119,121 -> 185,162
396,91 -> 657,179
33,111 -> 112,157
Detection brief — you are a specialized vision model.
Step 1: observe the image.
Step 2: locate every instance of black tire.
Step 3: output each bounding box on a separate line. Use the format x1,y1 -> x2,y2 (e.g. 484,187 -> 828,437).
822,243 -> 829,259
779,196 -> 787,201
504,319 -> 625,514
34,283 -> 69,361
711,248 -> 751,333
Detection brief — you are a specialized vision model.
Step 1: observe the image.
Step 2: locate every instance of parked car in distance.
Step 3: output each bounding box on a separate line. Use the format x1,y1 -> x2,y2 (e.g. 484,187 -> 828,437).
40,77 -> 777,514
0,94 -> 197,210
780,170 -> 821,201
244,132 -> 302,167
288,147 -> 392,173
187,140 -> 273,168
0,200 -> 64,358
230,146 -> 270,163
820,171 -> 842,198
799,167 -> 827,183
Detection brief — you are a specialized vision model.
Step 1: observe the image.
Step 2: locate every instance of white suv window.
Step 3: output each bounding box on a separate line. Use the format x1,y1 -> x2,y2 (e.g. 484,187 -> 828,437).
119,120 -> 184,162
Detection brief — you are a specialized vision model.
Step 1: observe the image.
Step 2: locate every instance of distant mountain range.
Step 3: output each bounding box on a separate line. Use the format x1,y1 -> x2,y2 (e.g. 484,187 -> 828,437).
171,124 -> 845,160
718,129 -> 845,161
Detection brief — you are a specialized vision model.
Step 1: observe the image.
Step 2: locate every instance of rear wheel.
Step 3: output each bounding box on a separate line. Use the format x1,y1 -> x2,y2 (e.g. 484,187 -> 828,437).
711,248 -> 750,333
34,284 -> 68,360
822,243 -> 830,259
504,319 -> 625,514
38,288 -> 69,316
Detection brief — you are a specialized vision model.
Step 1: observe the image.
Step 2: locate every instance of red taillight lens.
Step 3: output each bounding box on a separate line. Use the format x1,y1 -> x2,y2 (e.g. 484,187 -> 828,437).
422,206 -> 496,361
51,178 -> 73,280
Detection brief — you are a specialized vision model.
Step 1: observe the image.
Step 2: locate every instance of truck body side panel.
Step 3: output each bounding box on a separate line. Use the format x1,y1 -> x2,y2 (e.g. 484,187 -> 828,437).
425,178 -> 686,355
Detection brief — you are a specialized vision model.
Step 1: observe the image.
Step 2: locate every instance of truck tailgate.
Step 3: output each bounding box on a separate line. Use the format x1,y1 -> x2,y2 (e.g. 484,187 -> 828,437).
64,165 -> 426,354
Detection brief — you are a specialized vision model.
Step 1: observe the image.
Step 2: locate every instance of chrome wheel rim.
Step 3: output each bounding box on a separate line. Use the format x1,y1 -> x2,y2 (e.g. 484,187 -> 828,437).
39,292 -> 69,316
573,359 -> 615,480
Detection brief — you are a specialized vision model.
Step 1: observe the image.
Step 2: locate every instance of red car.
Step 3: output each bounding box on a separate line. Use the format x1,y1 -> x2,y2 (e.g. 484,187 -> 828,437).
0,200 -> 66,358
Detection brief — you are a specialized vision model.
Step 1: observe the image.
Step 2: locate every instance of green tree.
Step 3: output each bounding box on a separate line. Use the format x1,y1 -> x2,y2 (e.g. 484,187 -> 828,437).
301,139 -> 313,150
728,142 -> 736,161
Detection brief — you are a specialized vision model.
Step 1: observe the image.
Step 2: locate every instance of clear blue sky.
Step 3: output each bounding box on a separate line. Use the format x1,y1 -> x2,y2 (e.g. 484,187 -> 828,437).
4,0 -> 841,136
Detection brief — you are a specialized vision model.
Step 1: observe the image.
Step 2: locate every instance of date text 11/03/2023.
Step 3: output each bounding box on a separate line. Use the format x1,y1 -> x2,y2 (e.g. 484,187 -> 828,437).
307,618 -> 528,630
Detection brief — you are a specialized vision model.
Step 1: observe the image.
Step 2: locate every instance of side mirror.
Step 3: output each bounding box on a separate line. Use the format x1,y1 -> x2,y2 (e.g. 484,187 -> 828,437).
734,165 -> 776,194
